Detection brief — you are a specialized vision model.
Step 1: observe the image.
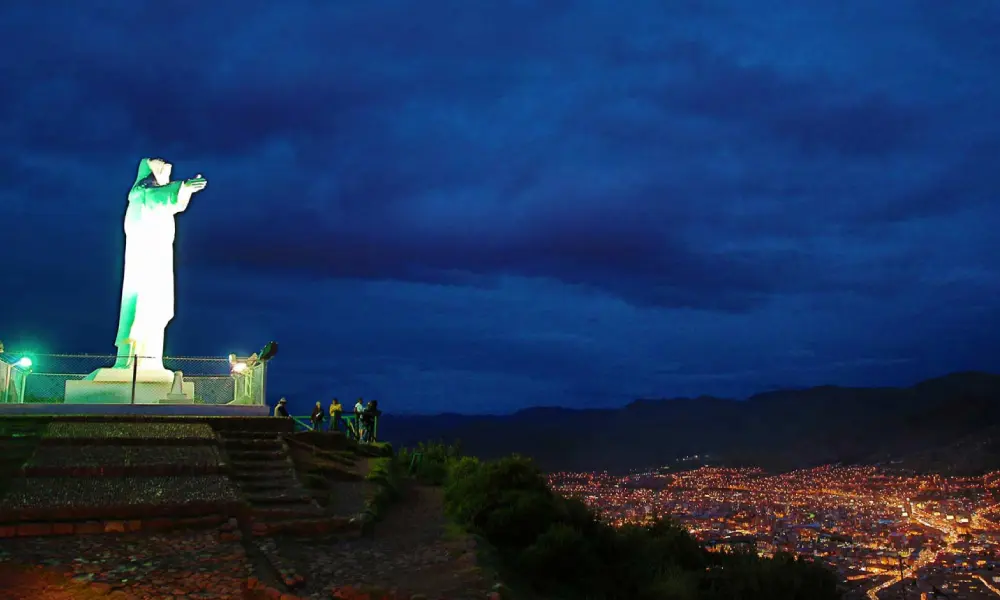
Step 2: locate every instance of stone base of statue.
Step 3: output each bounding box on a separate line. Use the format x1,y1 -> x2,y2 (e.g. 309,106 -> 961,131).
64,367 -> 194,404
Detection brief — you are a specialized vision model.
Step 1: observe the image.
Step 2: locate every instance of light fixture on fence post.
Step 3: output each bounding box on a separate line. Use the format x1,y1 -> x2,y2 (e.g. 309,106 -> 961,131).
228,353 -> 251,405
10,356 -> 32,404
226,343 -> 277,405
257,341 -> 278,362
1,360 -> 10,405
256,341 -> 278,407
228,353 -> 248,374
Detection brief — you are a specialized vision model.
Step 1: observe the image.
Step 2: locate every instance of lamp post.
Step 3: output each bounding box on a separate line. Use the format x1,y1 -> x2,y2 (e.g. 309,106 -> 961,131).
1,360 -> 10,404
227,342 -> 278,406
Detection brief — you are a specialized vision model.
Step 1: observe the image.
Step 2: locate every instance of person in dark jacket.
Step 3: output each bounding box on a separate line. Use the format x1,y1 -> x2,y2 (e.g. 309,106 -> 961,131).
310,401 -> 324,431
274,397 -> 289,417
361,400 -> 382,443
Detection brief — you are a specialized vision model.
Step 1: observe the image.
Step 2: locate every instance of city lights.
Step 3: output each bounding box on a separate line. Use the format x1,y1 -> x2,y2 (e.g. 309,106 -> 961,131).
548,465 -> 1000,599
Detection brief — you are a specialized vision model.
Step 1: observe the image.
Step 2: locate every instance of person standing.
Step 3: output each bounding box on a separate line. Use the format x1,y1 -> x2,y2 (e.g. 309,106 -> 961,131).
362,399 -> 382,443
329,398 -> 343,432
310,401 -> 324,431
274,397 -> 289,418
353,398 -> 365,441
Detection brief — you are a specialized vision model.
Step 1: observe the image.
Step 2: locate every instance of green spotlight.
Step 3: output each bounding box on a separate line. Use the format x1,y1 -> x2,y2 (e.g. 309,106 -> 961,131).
258,341 -> 278,362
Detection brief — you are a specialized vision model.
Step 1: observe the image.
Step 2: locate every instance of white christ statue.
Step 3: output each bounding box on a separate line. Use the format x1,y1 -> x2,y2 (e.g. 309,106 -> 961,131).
111,157 -> 207,374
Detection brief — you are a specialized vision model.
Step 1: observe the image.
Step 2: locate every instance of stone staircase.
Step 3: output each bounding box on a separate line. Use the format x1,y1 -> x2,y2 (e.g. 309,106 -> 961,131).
0,418 -> 243,538
220,430 -> 352,536
0,419 -> 44,494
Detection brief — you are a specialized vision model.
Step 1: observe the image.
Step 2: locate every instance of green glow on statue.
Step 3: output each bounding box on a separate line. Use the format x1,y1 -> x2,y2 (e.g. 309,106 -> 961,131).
112,158 -> 207,372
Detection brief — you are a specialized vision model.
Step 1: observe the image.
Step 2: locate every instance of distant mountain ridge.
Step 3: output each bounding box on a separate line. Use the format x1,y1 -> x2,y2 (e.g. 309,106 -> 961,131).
378,371 -> 1000,475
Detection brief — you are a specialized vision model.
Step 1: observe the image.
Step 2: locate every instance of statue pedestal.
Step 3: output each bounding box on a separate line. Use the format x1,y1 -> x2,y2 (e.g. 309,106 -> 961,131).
64,368 -> 195,404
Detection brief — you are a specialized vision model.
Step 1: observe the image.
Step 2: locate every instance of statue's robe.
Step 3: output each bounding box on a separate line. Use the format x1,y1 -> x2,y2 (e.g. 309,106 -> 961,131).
113,158 -> 192,370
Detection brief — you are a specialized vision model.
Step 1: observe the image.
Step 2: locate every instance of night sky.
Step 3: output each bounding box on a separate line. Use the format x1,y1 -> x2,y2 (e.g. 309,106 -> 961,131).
2,2 -> 998,414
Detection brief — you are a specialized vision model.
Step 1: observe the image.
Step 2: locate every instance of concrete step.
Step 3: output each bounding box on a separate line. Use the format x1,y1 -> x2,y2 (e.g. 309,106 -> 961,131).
229,457 -> 295,473
250,515 -> 356,537
245,491 -> 315,505
233,473 -> 295,485
238,478 -> 300,491
232,473 -> 298,486
0,433 -> 43,440
0,439 -> 41,449
220,431 -> 284,441
222,438 -> 283,451
251,504 -> 324,521
227,449 -> 286,461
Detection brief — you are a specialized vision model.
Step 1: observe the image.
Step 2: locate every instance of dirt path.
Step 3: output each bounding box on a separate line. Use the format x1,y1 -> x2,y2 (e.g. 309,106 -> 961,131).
273,484 -> 494,599
0,481 -> 493,599
0,564 -> 116,600
0,531 -> 250,599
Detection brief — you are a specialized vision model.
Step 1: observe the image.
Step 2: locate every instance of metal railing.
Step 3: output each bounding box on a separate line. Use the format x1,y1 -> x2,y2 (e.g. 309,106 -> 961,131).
290,413 -> 379,441
0,352 -> 267,406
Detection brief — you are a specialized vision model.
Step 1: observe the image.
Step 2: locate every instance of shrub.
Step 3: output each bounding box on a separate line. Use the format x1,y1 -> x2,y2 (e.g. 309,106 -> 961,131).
448,455 -> 481,480
517,522 -> 604,596
397,440 -> 461,485
642,568 -> 700,600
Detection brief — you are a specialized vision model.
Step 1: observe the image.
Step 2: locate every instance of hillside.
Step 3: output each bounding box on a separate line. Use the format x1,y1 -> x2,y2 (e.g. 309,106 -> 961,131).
379,371 -> 1000,474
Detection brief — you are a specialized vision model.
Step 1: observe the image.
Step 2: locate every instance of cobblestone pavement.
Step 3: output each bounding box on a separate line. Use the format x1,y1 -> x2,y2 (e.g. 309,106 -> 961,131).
272,486 -> 493,600
0,530 -> 251,599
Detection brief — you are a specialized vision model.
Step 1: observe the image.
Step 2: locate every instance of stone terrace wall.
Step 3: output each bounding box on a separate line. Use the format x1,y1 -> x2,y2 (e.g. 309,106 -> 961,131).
0,415 -> 294,538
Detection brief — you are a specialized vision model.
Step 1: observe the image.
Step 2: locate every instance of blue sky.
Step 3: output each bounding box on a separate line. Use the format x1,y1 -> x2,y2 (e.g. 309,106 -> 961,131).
1,1 -> 998,413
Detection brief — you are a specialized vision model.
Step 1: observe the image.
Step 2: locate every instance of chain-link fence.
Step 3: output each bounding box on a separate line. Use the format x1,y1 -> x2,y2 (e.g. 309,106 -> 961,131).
0,352 -> 266,406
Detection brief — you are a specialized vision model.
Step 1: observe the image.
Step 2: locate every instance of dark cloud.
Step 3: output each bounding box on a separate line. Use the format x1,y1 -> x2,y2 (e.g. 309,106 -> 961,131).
1,1 -> 999,412
664,43 -> 926,157
186,208 -> 859,312
855,140 -> 1000,225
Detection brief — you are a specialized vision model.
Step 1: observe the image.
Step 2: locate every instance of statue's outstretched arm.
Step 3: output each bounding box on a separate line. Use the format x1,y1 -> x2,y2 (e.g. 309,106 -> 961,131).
139,180 -> 182,207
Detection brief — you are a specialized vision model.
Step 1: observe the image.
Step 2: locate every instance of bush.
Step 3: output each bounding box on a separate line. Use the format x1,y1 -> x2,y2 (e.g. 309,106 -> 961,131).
517,522 -> 604,596
397,440 -> 462,485
444,455 -> 550,530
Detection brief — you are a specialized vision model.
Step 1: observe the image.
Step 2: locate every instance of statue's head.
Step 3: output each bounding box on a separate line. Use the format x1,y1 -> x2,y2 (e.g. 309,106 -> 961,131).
147,158 -> 172,185
134,157 -> 172,187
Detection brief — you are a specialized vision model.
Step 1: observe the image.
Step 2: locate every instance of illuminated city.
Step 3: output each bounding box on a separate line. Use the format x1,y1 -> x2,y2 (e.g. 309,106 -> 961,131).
550,464 -> 1000,599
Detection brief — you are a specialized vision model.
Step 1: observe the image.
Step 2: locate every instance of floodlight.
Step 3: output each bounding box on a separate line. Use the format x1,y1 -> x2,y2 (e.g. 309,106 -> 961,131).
258,341 -> 278,362
14,357 -> 32,369
231,361 -> 248,373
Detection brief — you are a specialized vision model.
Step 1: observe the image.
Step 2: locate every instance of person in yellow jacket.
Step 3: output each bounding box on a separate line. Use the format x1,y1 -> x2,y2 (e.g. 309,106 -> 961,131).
329,398 -> 343,432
